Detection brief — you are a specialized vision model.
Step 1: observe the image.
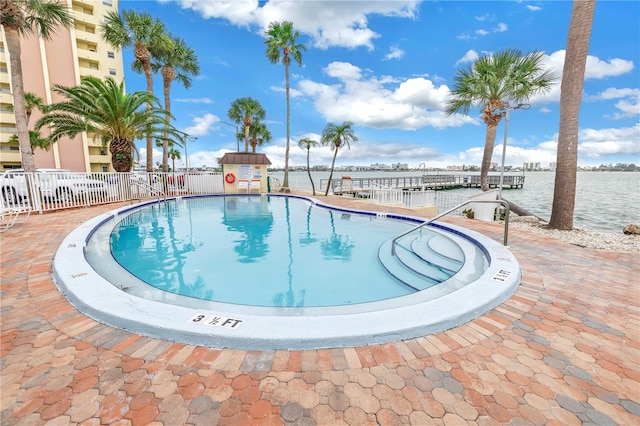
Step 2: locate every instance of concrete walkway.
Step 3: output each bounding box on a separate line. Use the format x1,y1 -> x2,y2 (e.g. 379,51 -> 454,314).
1,197 -> 638,425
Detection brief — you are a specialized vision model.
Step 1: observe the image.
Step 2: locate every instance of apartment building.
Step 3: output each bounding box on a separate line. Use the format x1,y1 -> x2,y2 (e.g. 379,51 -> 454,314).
0,0 -> 124,172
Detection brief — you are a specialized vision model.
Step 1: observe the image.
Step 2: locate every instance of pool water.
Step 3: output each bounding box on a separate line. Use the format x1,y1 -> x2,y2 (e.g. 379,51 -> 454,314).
107,196 -> 456,307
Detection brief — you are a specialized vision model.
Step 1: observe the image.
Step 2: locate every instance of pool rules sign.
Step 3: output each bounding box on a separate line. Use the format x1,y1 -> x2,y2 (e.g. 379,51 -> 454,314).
188,314 -> 244,329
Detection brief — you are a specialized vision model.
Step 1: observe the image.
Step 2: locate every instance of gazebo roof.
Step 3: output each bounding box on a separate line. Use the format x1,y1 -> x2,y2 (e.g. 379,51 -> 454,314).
219,152 -> 272,165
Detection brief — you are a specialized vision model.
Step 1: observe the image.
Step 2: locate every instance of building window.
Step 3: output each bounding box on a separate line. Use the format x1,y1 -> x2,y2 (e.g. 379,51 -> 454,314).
107,51 -> 115,58
103,0 -> 112,6
100,149 -> 107,156
109,68 -> 116,75
101,166 -> 108,172
89,63 -> 99,70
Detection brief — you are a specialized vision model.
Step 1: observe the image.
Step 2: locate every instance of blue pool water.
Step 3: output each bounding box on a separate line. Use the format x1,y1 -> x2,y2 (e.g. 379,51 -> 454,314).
106,195 -> 465,307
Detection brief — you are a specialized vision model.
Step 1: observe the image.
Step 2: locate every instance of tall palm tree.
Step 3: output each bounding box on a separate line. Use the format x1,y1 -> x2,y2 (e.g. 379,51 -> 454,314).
35,77 -> 176,172
227,97 -> 265,152
321,122 -> 358,196
298,137 -> 318,195
100,9 -> 170,172
247,120 -> 272,153
151,36 -> 199,172
265,21 -> 306,192
446,49 -> 556,191
1,0 -> 72,172
549,0 -> 596,230
168,147 -> 181,172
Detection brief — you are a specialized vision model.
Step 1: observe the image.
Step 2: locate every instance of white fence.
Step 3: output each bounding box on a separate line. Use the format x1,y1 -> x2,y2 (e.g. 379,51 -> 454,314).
0,171 -> 224,214
370,188 -> 436,208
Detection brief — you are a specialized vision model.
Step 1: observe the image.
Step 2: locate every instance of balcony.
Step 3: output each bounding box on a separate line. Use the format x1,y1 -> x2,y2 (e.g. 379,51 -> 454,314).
76,47 -> 100,62
0,111 -> 16,125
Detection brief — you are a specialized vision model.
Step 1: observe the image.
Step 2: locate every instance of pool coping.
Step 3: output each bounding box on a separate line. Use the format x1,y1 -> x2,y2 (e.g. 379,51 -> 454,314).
52,194 -> 521,350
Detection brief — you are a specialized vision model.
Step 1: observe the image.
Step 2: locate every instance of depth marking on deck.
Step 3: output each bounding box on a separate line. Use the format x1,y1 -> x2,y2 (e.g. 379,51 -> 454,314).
187,313 -> 244,329
492,270 -> 512,282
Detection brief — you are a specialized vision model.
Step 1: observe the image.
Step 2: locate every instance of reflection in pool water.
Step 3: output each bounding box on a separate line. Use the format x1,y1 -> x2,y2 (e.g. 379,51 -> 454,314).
108,196 -> 427,307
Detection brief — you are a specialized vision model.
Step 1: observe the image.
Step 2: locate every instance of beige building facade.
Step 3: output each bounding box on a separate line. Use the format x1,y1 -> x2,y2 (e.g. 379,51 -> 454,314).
0,0 -> 125,172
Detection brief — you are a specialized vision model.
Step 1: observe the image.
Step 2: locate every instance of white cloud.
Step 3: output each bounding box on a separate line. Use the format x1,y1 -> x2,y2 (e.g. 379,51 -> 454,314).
526,5 -> 542,11
172,0 -> 420,50
475,29 -> 488,37
543,51 -> 635,83
539,107 -> 552,114
457,123 -> 640,167
474,14 -> 494,22
324,61 -> 363,80
183,113 -> 221,136
384,45 -> 405,61
588,88 -> 640,120
298,61 -> 478,130
455,50 -> 479,66
527,51 -> 636,105
578,123 -> 640,157
494,23 -> 508,33
174,97 -> 214,104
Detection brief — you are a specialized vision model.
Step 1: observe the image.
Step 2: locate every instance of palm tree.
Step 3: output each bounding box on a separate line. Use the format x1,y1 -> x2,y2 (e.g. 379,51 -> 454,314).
298,137 -> 318,195
168,147 -> 181,172
549,1 -> 596,230
321,122 -> 358,196
100,9 -> 170,172
152,36 -> 199,172
265,21 -> 306,192
227,97 -> 266,152
246,120 -> 272,153
1,0 -> 73,173
446,49 -> 557,191
8,92 -> 47,125
8,130 -> 52,152
7,91 -> 48,156
35,77 -> 176,172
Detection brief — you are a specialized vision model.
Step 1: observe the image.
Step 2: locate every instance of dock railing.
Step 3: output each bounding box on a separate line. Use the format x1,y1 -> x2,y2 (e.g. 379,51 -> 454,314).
391,199 -> 511,255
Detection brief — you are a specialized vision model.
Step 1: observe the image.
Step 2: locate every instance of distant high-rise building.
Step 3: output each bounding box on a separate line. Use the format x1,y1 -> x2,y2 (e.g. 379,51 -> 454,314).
523,162 -> 541,171
549,162 -> 557,171
0,0 -> 125,172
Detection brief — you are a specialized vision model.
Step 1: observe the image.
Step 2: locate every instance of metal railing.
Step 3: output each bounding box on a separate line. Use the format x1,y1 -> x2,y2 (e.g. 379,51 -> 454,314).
391,199 -> 511,255
129,180 -> 167,203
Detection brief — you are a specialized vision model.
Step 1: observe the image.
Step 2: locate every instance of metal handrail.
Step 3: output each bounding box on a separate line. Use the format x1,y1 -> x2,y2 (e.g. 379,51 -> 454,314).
391,199 -> 511,255
130,181 -> 167,203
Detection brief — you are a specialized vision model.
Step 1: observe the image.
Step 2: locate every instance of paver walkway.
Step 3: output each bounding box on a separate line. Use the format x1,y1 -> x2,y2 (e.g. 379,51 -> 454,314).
1,196 -> 638,425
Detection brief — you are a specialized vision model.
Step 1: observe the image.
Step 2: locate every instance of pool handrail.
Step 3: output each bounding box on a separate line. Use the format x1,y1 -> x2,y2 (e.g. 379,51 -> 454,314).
130,181 -> 167,203
391,199 -> 511,255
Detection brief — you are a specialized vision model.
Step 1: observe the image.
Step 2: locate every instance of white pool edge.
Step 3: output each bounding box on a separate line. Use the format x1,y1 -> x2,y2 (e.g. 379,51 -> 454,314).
52,195 -> 521,350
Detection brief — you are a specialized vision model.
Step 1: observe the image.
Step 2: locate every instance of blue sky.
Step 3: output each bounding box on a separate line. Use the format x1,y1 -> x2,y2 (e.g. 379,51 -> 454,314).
120,0 -> 640,169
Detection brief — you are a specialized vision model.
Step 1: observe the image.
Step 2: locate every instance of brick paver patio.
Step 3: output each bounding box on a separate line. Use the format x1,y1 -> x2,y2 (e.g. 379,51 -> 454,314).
1,196 -> 638,425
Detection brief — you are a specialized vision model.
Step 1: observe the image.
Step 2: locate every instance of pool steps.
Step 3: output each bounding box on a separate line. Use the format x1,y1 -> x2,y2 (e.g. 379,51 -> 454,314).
378,229 -> 473,292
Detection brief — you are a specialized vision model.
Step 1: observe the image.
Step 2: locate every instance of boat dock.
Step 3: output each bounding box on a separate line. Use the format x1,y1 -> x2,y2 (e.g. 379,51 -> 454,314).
323,174 -> 525,195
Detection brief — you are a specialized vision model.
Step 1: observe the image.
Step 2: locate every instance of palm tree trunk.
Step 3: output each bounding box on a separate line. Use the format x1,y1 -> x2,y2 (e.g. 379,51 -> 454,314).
162,76 -> 171,172
306,148 -> 315,195
282,61 -> 291,191
243,118 -> 250,152
143,62 -> 154,172
5,28 -> 35,173
480,124 -> 499,191
549,0 -> 595,230
324,148 -> 340,196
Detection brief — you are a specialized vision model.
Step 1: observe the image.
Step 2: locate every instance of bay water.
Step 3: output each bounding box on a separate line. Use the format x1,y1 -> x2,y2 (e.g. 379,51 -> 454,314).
272,170 -> 640,234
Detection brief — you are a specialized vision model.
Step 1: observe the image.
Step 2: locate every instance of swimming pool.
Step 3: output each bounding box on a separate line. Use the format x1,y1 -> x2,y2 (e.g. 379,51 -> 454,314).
53,194 -> 521,349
